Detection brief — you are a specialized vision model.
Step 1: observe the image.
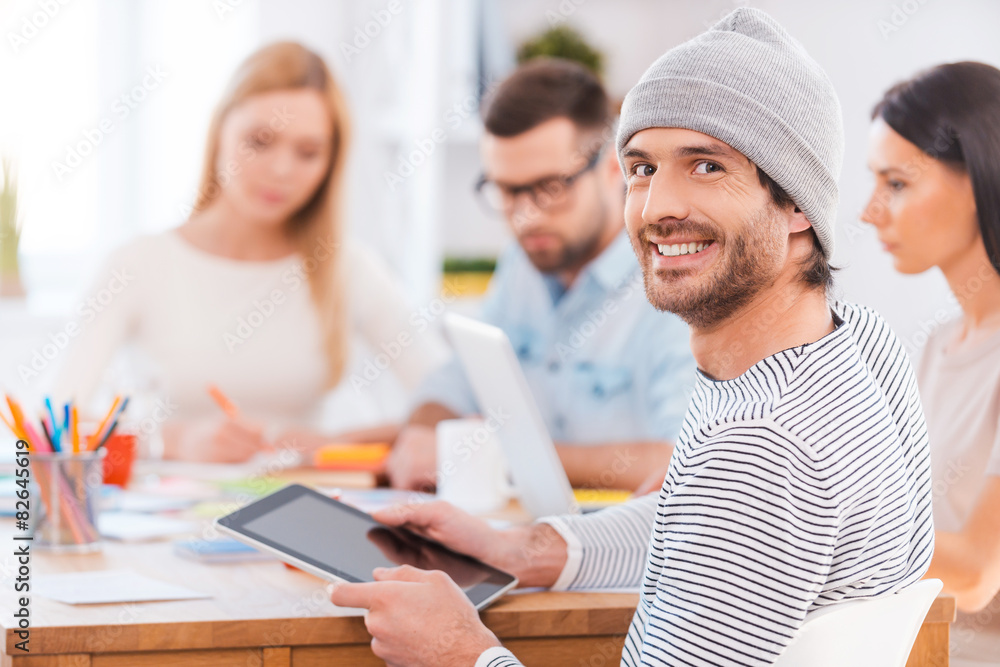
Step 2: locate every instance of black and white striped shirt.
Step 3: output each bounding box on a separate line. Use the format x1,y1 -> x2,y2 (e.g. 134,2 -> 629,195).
477,302 -> 933,667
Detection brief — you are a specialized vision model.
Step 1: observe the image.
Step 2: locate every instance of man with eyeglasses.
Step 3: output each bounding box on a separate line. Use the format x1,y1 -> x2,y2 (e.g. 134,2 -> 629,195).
387,58 -> 695,492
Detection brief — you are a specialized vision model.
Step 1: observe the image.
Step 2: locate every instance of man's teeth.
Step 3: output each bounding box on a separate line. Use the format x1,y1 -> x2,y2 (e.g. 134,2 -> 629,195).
656,241 -> 710,257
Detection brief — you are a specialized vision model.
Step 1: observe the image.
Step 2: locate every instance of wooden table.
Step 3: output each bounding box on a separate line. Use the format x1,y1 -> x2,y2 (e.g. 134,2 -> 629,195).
0,535 -> 958,666
0,537 -> 637,667
0,463 -> 957,666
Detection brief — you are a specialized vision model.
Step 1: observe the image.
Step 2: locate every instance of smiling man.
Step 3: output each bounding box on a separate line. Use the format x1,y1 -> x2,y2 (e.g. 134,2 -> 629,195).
331,9 -> 934,666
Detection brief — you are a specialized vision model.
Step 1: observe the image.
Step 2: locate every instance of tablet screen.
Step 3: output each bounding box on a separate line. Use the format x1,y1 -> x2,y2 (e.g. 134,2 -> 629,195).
217,484 -> 517,609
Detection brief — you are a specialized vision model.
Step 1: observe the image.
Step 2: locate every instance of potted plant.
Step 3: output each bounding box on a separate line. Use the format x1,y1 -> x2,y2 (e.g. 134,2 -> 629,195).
516,25 -> 605,78
442,256 -> 497,298
0,159 -> 24,297
0,158 -> 25,299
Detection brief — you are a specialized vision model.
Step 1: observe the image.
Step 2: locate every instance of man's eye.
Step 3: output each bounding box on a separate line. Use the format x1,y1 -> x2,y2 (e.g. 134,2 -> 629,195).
632,164 -> 655,178
694,162 -> 723,175
888,179 -> 905,192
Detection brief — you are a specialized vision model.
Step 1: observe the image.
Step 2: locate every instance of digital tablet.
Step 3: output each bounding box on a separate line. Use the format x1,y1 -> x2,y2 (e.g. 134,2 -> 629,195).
215,484 -> 518,610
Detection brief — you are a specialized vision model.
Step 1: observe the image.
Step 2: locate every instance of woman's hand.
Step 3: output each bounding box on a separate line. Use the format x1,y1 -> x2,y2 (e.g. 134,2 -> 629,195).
271,427 -> 329,458
163,417 -> 270,463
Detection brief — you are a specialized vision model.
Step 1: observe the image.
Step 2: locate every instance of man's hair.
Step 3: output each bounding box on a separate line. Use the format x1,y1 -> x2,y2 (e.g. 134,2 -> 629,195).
483,58 -> 611,138
756,167 -> 836,291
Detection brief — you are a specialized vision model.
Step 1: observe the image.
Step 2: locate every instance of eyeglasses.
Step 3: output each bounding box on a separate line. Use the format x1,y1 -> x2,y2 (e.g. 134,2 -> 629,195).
474,150 -> 603,214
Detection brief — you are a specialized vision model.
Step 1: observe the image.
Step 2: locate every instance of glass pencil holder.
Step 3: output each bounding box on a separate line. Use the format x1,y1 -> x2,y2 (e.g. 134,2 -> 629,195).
29,450 -> 105,553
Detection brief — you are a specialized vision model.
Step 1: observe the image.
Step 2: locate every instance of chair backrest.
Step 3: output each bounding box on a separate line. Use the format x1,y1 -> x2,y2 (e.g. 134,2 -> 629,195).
773,579 -> 943,667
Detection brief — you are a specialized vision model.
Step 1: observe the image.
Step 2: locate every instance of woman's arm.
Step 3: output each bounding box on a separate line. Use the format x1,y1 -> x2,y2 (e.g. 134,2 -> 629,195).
925,475 -> 1000,611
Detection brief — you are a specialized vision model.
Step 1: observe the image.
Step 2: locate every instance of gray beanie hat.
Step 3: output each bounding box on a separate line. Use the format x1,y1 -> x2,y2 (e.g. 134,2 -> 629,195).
616,8 -> 844,257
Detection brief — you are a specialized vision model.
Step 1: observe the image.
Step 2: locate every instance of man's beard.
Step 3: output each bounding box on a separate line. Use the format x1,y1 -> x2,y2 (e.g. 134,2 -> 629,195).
515,197 -> 608,275
633,204 -> 785,329
523,230 -> 603,274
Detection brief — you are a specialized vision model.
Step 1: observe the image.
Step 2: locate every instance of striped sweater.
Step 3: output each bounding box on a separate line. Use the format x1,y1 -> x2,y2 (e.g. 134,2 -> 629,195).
477,302 -> 934,666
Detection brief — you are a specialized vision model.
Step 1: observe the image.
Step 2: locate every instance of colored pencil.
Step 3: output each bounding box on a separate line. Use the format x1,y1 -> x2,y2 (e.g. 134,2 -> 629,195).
71,406 -> 80,454
6,396 -> 34,449
44,397 -> 61,448
92,397 -> 130,451
40,416 -> 59,452
207,384 -> 240,419
21,419 -> 51,454
2,395 -> 114,546
86,396 -> 121,450
5,395 -> 25,430
0,407 -> 15,437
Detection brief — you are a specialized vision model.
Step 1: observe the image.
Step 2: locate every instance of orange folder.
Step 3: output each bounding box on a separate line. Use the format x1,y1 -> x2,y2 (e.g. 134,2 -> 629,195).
313,443 -> 390,472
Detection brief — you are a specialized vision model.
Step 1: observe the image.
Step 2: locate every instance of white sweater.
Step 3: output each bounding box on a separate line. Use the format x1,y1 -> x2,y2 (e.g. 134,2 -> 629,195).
51,230 -> 449,429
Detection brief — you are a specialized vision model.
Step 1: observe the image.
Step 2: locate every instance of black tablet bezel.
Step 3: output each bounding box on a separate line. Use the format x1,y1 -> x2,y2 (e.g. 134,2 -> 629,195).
216,484 -> 517,609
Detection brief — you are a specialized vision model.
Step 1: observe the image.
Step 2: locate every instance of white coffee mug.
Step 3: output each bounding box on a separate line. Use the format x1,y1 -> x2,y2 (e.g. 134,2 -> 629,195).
436,418 -> 511,514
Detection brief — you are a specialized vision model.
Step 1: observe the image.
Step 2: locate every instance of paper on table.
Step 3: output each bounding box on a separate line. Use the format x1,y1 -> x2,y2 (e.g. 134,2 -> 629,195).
129,476 -> 221,500
98,511 -> 198,541
101,490 -> 198,513
35,570 -> 211,604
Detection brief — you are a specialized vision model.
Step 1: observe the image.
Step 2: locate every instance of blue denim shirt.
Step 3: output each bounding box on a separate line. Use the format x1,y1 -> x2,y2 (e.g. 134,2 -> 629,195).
416,231 -> 696,444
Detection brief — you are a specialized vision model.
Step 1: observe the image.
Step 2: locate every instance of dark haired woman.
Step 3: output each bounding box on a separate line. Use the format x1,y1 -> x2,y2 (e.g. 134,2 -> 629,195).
863,61 -> 1000,666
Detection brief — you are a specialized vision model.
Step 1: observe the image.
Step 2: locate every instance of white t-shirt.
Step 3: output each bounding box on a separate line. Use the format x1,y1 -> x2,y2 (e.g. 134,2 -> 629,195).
917,319 -> 1000,666
51,230 -> 448,430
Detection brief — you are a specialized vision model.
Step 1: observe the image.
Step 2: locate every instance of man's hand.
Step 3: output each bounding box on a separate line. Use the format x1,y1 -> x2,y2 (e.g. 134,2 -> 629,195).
365,526 -> 488,587
374,501 -> 568,588
329,565 -> 501,667
387,424 -> 438,490
556,441 -> 674,491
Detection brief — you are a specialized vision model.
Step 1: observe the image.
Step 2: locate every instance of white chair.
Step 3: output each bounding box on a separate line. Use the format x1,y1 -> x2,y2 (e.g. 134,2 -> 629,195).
773,579 -> 943,667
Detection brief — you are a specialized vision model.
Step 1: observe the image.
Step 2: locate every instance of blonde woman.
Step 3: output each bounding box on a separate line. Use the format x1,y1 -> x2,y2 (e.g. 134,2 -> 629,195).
52,42 -> 448,462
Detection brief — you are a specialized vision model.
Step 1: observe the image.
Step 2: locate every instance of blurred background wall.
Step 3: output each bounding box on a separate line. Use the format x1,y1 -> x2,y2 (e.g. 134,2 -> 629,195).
1,0 -> 997,425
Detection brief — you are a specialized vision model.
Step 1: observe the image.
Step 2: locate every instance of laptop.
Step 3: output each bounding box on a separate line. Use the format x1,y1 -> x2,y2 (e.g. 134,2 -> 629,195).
443,313 -> 580,518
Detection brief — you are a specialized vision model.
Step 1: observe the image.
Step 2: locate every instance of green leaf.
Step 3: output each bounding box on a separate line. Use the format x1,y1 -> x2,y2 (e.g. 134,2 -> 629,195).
0,156 -> 23,274
516,25 -> 605,78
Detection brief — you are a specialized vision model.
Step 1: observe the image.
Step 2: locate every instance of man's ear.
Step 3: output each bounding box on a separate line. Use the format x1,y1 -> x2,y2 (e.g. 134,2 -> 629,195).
787,206 -> 812,234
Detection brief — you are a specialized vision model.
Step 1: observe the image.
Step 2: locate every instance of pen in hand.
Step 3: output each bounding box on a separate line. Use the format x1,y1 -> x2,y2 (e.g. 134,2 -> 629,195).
207,383 -> 240,419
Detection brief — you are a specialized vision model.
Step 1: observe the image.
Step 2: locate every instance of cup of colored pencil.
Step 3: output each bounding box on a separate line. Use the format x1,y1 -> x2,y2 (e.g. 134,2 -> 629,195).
31,449 -> 105,552
1,394 -> 129,552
